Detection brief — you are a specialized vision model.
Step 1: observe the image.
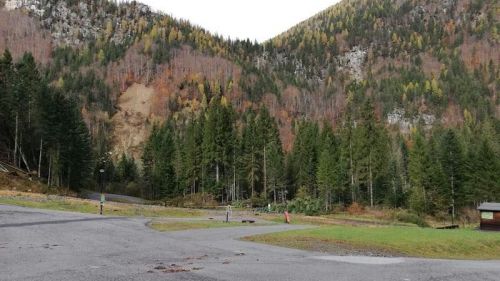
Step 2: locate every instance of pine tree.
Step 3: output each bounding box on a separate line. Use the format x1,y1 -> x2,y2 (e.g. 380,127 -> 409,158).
183,115 -> 203,194
291,121 -> 319,197
408,129 -> 429,214
142,121 -> 177,200
0,50 -> 14,152
354,99 -> 389,207
241,111 -> 261,199
316,123 -> 339,210
440,129 -> 465,222
202,95 -> 235,199
464,121 -> 500,203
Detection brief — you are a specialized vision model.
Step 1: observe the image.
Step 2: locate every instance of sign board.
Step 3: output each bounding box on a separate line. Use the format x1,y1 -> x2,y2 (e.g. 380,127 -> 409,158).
481,212 -> 494,220
100,194 -> 105,203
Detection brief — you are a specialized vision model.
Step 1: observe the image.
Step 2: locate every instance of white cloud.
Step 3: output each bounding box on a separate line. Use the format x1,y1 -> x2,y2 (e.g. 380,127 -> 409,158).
139,0 -> 340,42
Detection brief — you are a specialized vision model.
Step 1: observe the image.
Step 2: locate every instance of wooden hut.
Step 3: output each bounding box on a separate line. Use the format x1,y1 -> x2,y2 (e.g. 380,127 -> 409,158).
478,203 -> 500,231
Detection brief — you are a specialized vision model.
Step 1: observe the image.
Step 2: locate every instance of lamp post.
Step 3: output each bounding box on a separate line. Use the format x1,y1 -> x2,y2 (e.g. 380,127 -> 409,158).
99,168 -> 105,215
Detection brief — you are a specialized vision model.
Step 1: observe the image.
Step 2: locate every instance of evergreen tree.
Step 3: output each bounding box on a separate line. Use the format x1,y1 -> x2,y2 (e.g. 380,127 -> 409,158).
142,122 -> 177,200
440,129 -> 465,221
202,95 -> 234,199
316,123 -> 340,210
115,153 -> 138,183
241,111 -> 261,198
182,115 -> 203,194
408,129 -> 429,214
354,99 -> 389,206
291,121 -> 319,197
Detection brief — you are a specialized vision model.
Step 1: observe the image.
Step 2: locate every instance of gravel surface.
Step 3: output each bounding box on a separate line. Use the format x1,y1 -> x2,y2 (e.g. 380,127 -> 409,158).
1,204 -> 499,281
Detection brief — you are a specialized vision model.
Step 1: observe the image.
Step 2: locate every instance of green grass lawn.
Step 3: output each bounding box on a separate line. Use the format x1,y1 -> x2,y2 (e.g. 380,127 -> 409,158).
149,220 -> 263,232
0,191 -> 203,218
260,213 -> 415,227
244,225 -> 500,260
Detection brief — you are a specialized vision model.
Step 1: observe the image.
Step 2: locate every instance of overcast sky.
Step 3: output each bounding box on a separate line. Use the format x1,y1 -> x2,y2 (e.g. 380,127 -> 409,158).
139,0 -> 340,42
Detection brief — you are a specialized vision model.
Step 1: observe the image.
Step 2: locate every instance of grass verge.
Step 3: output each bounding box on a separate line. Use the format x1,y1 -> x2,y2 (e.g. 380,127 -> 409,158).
0,190 -> 203,218
259,213 -> 415,227
243,225 -> 500,260
150,220 -> 263,232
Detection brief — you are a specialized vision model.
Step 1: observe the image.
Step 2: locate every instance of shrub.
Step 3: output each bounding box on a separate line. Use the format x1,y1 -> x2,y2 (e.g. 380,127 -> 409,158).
249,196 -> 268,208
347,202 -> 365,215
270,203 -> 287,213
166,193 -> 218,208
124,182 -> 141,197
287,197 -> 322,216
394,210 -> 429,227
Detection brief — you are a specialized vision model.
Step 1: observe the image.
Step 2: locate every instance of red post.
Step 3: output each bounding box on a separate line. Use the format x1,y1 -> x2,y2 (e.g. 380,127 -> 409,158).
284,211 -> 290,224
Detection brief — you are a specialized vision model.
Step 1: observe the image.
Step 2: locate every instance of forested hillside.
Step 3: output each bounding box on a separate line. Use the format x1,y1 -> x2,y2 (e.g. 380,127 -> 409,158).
0,0 -> 498,217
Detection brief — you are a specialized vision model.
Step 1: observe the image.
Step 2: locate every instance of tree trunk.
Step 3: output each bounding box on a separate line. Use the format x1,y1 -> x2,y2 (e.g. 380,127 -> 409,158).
216,162 -> 220,184
251,153 -> 255,198
47,153 -> 52,187
325,190 -> 329,211
67,167 -> 71,189
263,146 -> 267,199
349,137 -> 355,202
369,152 -> 373,207
38,137 -> 43,178
273,183 -> 276,205
451,173 -> 455,225
233,164 -> 236,202
201,165 -> 204,196
14,113 -> 18,167
19,145 -> 30,173
233,148 -> 236,202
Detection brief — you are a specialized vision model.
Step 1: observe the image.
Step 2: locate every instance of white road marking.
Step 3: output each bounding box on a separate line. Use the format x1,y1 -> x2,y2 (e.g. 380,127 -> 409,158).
311,255 -> 405,265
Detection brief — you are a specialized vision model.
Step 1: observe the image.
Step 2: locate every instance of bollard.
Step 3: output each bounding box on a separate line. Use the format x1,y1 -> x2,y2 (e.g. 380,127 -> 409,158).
100,193 -> 105,215
284,211 -> 290,224
225,205 -> 232,223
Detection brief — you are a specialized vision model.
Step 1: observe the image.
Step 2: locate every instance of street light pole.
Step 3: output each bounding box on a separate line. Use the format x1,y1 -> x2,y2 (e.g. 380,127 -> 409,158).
99,168 -> 105,215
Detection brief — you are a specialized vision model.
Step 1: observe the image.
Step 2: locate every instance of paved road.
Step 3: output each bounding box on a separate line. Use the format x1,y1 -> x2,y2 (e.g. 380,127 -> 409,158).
0,205 -> 499,281
82,191 -> 147,204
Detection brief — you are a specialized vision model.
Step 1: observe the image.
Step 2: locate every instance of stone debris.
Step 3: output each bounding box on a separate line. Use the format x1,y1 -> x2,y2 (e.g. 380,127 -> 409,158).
337,46 -> 367,81
387,108 -> 436,132
5,0 -> 151,47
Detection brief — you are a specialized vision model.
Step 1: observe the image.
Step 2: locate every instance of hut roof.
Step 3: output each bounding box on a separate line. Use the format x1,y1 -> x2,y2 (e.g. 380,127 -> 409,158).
478,203 -> 500,211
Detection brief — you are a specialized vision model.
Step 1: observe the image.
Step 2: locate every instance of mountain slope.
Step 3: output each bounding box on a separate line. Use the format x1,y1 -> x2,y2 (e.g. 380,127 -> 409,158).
262,0 -> 499,124
1,0 -> 498,156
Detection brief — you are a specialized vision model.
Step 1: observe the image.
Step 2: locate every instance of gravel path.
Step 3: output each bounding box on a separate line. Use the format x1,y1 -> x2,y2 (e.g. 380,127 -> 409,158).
1,204 -> 499,281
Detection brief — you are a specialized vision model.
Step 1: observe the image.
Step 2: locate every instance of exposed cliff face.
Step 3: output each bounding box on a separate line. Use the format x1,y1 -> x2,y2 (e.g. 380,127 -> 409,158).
4,0 -> 151,47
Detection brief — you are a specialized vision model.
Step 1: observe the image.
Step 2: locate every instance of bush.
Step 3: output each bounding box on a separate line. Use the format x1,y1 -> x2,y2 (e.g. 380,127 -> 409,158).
287,197 -> 322,216
270,203 -> 287,213
165,193 -> 218,209
124,182 -> 141,197
249,196 -> 268,208
231,200 -> 251,209
394,210 -> 429,227
347,202 -> 365,215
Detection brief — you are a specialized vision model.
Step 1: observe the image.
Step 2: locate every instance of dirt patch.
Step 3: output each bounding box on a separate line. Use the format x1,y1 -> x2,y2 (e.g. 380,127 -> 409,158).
110,83 -> 156,164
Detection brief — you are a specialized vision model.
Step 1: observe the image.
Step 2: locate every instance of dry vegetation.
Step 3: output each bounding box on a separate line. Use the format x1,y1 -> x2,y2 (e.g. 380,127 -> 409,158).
0,10 -> 52,64
0,173 -> 68,194
0,189 -> 204,217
